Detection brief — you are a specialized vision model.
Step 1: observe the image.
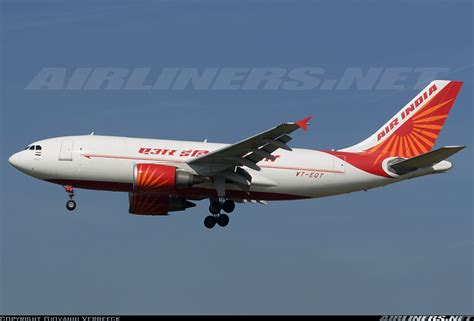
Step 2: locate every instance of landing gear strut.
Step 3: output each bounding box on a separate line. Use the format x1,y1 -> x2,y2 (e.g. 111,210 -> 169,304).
209,202 -> 221,215
64,185 -> 76,211
204,199 -> 235,229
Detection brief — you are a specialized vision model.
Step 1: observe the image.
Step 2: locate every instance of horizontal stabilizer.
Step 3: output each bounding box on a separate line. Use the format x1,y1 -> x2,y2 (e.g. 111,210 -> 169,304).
390,146 -> 465,173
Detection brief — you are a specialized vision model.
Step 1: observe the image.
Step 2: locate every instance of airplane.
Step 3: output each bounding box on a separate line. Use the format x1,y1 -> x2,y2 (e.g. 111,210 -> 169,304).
8,80 -> 465,229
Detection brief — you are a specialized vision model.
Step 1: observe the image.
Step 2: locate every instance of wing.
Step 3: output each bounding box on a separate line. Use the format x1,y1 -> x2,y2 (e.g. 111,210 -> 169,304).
188,116 -> 312,181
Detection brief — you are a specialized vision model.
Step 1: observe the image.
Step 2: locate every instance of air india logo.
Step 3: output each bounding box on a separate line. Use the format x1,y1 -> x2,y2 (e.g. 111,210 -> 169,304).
367,81 -> 460,162
377,84 -> 438,142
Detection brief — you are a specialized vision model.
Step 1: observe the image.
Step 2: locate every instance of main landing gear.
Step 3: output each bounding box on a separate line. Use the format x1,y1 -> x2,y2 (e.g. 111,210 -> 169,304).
64,185 -> 76,211
204,199 -> 235,229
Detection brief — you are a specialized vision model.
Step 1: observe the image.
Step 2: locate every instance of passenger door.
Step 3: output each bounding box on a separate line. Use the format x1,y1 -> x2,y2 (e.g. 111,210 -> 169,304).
59,140 -> 74,161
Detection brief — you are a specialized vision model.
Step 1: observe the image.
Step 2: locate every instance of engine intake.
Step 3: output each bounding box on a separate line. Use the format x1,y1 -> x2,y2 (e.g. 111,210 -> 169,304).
129,193 -> 196,215
133,163 -> 202,192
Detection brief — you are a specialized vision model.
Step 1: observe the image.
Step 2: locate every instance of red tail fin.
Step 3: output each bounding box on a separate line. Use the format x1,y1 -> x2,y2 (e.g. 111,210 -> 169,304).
342,80 -> 463,158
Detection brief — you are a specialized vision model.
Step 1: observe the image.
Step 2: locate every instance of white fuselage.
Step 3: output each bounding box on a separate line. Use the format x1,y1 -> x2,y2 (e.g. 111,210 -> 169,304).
8,135 -> 451,201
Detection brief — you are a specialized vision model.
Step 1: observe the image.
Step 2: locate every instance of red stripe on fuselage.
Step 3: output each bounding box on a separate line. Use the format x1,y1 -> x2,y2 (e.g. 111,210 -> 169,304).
81,153 -> 343,173
82,154 -> 187,163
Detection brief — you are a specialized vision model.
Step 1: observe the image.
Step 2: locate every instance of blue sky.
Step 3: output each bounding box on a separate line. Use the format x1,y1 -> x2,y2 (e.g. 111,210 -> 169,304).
1,0 -> 472,314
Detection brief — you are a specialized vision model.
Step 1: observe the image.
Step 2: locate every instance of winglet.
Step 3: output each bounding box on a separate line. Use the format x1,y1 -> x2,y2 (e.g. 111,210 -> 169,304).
295,116 -> 312,132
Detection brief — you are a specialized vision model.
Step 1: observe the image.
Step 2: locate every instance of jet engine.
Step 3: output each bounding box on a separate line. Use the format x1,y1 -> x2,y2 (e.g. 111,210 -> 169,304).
132,163 -> 202,192
129,193 -> 196,215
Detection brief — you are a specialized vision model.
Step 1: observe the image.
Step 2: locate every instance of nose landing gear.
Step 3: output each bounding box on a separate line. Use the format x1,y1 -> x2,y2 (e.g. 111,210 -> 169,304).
66,199 -> 76,211
204,199 -> 234,229
64,185 -> 76,211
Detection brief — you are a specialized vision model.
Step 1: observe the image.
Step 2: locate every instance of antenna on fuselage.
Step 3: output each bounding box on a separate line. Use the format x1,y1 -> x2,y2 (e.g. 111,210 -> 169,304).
90,131 -> 95,135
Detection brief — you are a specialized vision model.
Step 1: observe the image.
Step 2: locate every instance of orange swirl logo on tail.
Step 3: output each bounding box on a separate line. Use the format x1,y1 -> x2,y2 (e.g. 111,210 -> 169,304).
366,81 -> 463,164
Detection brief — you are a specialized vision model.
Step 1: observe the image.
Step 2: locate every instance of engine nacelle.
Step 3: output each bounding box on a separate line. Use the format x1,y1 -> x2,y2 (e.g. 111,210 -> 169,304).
133,163 -> 201,193
129,193 -> 196,215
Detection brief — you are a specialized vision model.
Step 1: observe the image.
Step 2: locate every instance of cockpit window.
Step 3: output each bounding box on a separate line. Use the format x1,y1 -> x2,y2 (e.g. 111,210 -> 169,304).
25,145 -> 42,151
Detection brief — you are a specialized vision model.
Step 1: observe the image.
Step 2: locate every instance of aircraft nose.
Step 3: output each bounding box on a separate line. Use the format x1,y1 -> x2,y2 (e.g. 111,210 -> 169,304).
8,151 -> 30,173
9,152 -> 20,168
